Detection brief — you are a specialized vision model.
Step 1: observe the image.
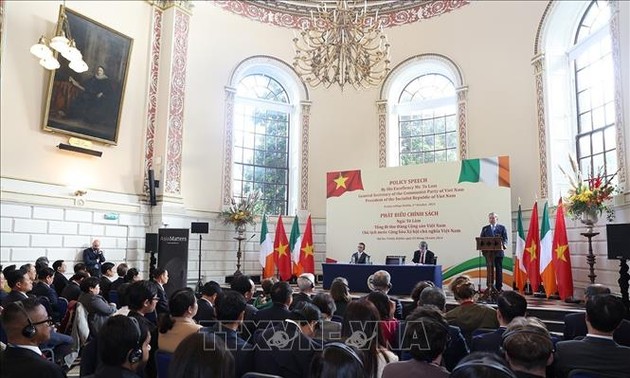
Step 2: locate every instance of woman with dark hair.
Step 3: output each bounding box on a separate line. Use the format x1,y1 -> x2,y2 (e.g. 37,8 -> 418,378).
310,342 -> 366,378
330,276 -> 351,319
451,352 -> 516,378
366,291 -> 399,348
445,276 -> 498,345
342,300 -> 398,378
124,268 -> 141,283
78,276 -> 117,336
157,287 -> 202,353
94,315 -> 151,378
169,333 -> 235,378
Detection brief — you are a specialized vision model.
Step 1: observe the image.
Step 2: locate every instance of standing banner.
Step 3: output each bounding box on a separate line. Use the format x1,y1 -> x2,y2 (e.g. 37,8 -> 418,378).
158,228 -> 189,297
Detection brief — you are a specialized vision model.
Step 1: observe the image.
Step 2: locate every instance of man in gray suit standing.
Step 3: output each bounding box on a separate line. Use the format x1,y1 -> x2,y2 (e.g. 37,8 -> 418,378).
554,294 -> 630,378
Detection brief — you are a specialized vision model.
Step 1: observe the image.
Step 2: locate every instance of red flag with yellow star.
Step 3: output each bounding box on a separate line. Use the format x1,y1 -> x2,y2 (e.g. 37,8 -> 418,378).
273,215 -> 292,281
326,170 -> 364,198
298,215 -> 314,274
523,202 -> 541,292
552,198 -> 574,300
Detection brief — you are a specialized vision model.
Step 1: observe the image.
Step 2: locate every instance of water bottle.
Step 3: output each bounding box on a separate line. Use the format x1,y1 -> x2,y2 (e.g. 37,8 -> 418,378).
366,255 -> 371,265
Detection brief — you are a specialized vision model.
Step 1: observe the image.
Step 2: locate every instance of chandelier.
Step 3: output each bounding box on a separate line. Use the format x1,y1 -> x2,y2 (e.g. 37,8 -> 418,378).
292,0 -> 391,91
29,5 -> 88,73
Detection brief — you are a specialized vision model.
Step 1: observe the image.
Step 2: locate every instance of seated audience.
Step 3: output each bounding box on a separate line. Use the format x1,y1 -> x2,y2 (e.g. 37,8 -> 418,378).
29,267 -> 61,322
383,306 -> 450,378
157,288 -> 202,353
230,274 -> 258,320
329,276 -> 351,320
451,352 -> 516,378
92,315 -> 151,378
367,270 -> 403,320
311,292 -> 342,342
563,284 -> 630,346
501,317 -> 554,378
254,280 -> 293,327
52,260 -> 69,296
78,276 -> 117,336
342,300 -> 397,378
98,262 -> 116,301
60,272 -> 89,302
109,263 -> 129,292
2,268 -> 33,307
0,265 -> 7,304
35,256 -> 50,272
554,294 -> 630,378
417,287 -> 469,370
291,272 -> 316,310
310,342 -> 365,378
366,291 -> 399,348
0,298 -> 65,378
254,302 -> 322,378
194,280 -> 222,326
20,263 -> 37,282
253,277 -> 277,310
127,280 -> 160,378
73,263 -> 88,275
445,276 -> 498,344
404,280 -> 435,317
472,290 -> 527,353
151,268 -> 169,315
169,333 -> 234,378
205,290 -> 255,377
124,268 -> 141,283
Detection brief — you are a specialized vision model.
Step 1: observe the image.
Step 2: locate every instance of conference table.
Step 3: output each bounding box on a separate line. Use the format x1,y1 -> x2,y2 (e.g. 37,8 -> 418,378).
322,263 -> 442,296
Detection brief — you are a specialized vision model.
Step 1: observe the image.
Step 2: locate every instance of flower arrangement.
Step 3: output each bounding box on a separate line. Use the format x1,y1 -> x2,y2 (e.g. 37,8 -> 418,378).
560,156 -> 618,222
219,191 -> 264,231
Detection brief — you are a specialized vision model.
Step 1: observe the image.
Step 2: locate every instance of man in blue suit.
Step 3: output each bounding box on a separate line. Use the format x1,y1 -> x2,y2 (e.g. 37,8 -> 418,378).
480,212 -> 508,291
350,242 -> 370,264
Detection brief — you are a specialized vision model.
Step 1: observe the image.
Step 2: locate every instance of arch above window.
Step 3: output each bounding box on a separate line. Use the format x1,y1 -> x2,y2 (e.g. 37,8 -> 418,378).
378,54 -> 467,167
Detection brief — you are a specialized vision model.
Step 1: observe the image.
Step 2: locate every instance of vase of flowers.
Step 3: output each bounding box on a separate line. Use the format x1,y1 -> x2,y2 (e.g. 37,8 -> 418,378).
219,191 -> 263,235
560,156 -> 618,232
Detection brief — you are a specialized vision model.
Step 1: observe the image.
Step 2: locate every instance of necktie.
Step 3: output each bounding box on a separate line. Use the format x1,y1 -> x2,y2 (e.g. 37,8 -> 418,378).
491,225 -> 495,235
420,251 -> 424,263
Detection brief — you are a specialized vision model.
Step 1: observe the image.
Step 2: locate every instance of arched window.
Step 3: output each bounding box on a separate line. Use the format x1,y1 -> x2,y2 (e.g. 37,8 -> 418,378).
541,0 -> 624,201
381,54 -> 466,167
224,57 -> 309,215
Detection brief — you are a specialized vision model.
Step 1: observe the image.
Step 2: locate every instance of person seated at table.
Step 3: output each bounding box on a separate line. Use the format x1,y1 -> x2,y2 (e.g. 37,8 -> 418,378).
412,241 -> 435,264
350,242 -> 370,264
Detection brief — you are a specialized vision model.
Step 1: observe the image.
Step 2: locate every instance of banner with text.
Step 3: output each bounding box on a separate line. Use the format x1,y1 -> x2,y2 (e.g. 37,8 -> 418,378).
326,158 -> 512,287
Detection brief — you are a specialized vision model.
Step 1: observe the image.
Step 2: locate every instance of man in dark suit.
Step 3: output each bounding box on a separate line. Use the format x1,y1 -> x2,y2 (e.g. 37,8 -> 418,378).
471,290 -> 528,353
350,242 -> 370,264
412,241 -> 436,264
555,294 -> 630,378
480,212 -> 508,290
2,268 -> 34,307
51,260 -> 68,297
204,290 -> 254,377
194,281 -> 222,326
60,272 -> 89,302
151,267 -> 169,315
29,267 -> 61,322
563,284 -> 630,347
83,239 -> 106,278
290,273 -> 315,310
99,262 -> 116,301
0,298 -> 66,378
254,281 -> 293,328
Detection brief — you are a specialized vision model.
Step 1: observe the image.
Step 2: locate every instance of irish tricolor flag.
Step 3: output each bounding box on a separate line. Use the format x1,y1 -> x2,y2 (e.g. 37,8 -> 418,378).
458,156 -> 510,187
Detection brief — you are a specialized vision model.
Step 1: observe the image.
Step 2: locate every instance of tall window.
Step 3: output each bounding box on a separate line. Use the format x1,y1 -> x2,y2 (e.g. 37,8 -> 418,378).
398,74 -> 457,165
233,74 -> 291,215
383,55 -> 463,167
572,0 -> 616,184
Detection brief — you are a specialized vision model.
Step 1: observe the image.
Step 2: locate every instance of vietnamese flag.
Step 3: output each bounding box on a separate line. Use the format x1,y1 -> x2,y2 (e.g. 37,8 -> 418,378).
274,215 -> 292,281
299,215 -> 315,274
523,202 -> 541,292
326,170 -> 364,198
552,198 -> 574,300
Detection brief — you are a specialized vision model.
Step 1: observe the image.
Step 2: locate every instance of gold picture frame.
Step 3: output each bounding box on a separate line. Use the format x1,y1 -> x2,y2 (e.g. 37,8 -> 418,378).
42,6 -> 133,145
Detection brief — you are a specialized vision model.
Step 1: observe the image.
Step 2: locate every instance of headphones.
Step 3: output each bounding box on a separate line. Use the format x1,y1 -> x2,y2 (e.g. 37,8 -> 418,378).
127,316 -> 144,364
323,342 -> 364,368
500,327 -> 555,355
15,301 -> 37,339
452,359 -> 517,378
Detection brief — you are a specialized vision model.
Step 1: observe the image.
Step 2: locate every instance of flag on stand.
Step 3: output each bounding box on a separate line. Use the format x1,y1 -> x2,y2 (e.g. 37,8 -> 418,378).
540,201 -> 557,297
523,202 -> 541,292
259,215 -> 275,279
514,204 -> 527,293
552,198 -> 574,300
273,215 -> 292,281
299,215 -> 315,274
458,156 -> 510,187
326,170 -> 364,198
289,216 -> 302,276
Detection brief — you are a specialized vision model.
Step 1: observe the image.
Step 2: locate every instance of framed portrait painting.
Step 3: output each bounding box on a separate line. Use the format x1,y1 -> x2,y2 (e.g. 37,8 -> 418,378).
43,6 -> 133,145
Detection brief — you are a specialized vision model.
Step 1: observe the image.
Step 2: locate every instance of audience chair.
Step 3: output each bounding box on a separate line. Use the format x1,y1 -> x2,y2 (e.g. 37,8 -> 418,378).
156,350 -> 173,378
56,297 -> 68,324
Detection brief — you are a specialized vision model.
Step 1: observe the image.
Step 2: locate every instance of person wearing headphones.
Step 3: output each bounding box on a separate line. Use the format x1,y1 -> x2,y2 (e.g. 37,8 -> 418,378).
291,272 -> 315,310
0,298 -> 65,378
93,315 -> 151,378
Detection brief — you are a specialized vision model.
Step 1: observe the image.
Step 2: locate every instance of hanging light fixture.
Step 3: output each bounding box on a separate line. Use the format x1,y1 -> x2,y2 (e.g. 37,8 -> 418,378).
30,5 -> 88,73
292,0 -> 391,91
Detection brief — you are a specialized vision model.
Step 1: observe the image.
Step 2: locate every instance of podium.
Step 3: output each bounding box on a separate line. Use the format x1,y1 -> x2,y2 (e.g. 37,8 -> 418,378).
476,236 -> 504,302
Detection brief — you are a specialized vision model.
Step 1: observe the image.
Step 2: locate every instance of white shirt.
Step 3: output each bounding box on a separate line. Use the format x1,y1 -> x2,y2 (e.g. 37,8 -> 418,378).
8,343 -> 42,355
